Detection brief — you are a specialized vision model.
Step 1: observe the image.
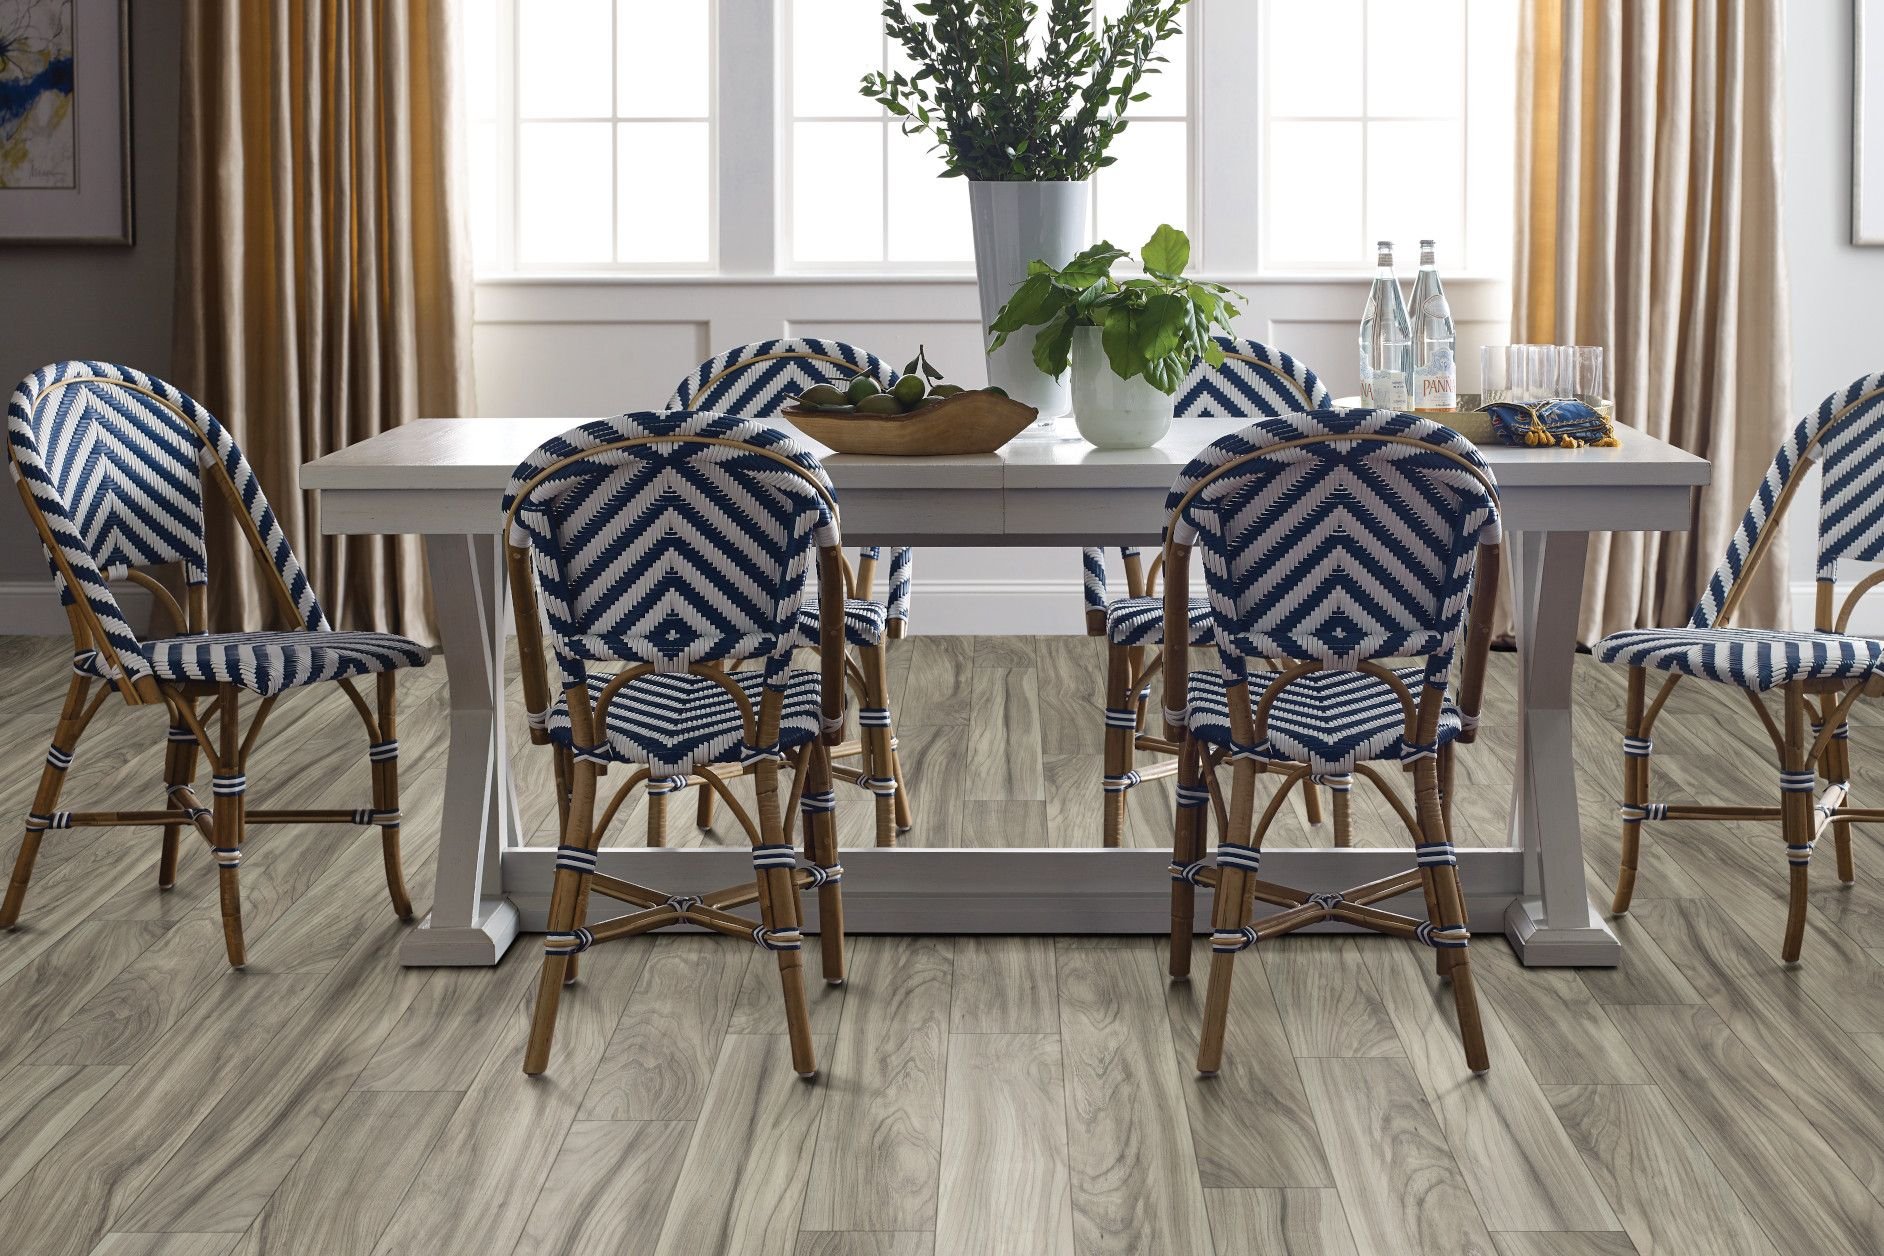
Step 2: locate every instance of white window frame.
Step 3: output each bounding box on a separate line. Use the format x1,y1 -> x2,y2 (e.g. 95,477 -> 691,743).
481,0 -> 722,274
471,0 -> 1509,283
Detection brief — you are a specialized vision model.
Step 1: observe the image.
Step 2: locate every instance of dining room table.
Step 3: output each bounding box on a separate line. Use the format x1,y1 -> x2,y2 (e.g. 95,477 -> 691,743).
302,413 -> 1709,968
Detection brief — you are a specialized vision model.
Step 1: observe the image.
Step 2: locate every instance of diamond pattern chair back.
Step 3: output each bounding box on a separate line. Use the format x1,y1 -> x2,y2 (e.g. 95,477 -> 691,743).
1168,407 -> 1500,688
503,410 -> 841,702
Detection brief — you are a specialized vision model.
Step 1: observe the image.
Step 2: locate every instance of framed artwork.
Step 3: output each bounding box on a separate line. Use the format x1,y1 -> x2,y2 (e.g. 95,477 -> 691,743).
0,0 -> 130,244
1858,0 -> 1884,244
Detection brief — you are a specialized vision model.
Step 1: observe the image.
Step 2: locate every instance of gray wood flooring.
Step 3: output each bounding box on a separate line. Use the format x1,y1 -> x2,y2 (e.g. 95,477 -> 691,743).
1,633 -> 1881,1254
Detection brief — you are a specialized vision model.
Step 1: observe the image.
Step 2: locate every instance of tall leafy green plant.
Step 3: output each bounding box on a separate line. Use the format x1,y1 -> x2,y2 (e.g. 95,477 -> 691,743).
988,225 -> 1241,393
860,0 -> 1189,180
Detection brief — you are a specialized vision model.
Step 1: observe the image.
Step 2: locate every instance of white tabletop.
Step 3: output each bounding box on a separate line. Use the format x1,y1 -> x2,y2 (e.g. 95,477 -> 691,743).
303,413 -> 1710,494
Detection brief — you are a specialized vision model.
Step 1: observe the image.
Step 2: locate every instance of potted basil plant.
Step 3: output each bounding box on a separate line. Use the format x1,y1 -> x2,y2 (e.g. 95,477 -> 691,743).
988,224 -> 1241,449
862,0 -> 1189,417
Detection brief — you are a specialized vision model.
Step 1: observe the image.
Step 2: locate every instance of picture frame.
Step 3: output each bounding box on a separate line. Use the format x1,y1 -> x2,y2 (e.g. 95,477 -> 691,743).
0,0 -> 132,245
1857,0 -> 1884,244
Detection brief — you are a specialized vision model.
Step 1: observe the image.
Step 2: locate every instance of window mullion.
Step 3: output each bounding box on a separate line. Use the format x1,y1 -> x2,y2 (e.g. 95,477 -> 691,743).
717,0 -> 777,274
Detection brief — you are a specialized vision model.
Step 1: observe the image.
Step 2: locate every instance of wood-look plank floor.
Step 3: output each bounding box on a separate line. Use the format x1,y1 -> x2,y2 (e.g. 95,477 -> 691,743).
5,635 -> 1884,1254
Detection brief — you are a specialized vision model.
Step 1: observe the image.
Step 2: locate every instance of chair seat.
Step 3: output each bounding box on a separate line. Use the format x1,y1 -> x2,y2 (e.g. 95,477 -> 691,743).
547,666 -> 823,777
795,598 -> 887,648
1105,595 -> 1213,647
1595,627 -> 1884,691
74,630 -> 428,698
1186,665 -> 1463,773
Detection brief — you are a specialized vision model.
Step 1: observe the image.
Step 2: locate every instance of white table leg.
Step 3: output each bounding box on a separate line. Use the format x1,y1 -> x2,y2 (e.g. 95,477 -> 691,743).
1503,529 -> 1622,965
399,532 -> 522,965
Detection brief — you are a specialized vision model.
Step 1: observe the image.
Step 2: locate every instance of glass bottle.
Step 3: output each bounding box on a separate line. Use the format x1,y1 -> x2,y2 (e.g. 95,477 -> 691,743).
1359,241 -> 1412,409
1409,239 -> 1457,411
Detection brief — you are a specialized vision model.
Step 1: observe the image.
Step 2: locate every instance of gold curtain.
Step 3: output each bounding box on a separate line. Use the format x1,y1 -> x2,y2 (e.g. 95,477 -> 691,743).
174,0 -> 471,639
1514,0 -> 1790,640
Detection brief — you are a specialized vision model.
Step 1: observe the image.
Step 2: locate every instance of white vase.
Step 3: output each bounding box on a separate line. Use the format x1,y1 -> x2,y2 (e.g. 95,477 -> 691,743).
1070,326 -> 1172,450
969,179 -> 1090,417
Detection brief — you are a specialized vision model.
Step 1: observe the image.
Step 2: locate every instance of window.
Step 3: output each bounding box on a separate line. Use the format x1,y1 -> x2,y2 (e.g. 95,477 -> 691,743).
462,0 -> 1510,279
783,0 -> 1193,269
1258,0 -> 1517,274
467,0 -> 716,271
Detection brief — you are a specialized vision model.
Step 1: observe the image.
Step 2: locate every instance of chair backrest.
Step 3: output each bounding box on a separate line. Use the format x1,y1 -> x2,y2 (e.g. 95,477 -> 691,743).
1692,373 -> 1884,631
1083,338 -> 1333,628
6,361 -> 328,695
1174,337 -> 1333,419
665,339 -> 897,414
1166,408 -> 1500,687
502,411 -> 840,701
668,339 -> 910,624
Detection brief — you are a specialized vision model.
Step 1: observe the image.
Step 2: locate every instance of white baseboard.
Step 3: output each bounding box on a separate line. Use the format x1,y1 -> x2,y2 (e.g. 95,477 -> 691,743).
1791,580 -> 1884,635
0,580 -> 152,636
904,577 -> 1087,636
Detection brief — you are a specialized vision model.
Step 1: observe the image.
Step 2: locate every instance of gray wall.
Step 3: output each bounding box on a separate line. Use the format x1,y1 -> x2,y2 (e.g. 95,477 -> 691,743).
0,2 -> 181,627
1786,1 -> 1884,585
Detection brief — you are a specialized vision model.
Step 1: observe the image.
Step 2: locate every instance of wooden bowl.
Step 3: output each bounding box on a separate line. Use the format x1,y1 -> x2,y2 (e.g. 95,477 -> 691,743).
783,389 -> 1039,456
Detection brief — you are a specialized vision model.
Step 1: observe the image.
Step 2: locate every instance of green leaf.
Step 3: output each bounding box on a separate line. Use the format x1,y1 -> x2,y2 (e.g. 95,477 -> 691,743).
1031,308 -> 1078,378
1140,223 -> 1190,276
1100,306 -> 1147,381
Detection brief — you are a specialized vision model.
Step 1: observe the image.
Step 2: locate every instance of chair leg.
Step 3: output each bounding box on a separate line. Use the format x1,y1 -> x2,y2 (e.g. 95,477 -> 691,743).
1302,779 -> 1324,825
159,700 -> 199,889
1782,683 -> 1813,963
524,753 -> 601,1075
374,673 -> 415,921
1824,713 -> 1856,884
212,685 -> 249,969
754,757 -> 816,1077
889,738 -> 913,833
801,739 -> 846,985
1330,774 -> 1353,847
3,676 -> 94,929
859,642 -> 899,847
1414,756 -> 1488,1072
1169,733 -> 1206,981
1614,666 -> 1649,914
646,787 -> 669,848
1196,758 -> 1261,1075
1102,642 -> 1135,848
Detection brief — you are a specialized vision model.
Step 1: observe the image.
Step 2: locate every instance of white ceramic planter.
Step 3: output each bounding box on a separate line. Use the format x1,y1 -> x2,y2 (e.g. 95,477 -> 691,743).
1070,326 -> 1173,450
969,179 -> 1090,416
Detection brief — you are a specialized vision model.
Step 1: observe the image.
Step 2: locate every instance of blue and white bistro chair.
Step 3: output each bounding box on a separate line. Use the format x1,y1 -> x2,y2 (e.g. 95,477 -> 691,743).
1161,408 -> 1502,1075
1091,337 -> 1340,847
4,362 -> 428,967
666,339 -> 912,846
503,410 -> 850,1077
1598,374 -> 1884,962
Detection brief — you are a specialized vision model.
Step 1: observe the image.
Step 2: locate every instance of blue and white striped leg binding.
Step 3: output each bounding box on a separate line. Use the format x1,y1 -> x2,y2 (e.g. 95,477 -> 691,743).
368,719 -> 414,920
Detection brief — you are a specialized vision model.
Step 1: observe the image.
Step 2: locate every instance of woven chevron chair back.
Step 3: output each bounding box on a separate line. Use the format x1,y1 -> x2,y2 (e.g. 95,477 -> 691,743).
666,339 -> 896,414
1083,339 -> 1332,624
1691,373 -> 1884,630
1174,337 -> 1333,419
1169,408 -> 1500,686
667,339 -> 911,624
503,411 -> 839,694
7,361 -> 329,687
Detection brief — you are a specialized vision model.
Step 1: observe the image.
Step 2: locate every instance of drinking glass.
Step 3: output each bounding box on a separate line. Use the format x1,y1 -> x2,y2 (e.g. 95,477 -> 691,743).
1480,346 -> 1512,403
1570,345 -> 1608,405
1521,344 -> 1562,402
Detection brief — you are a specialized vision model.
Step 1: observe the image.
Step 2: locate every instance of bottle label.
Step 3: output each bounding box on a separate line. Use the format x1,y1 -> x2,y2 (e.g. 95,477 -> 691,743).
1365,372 -> 1410,409
1415,348 -> 1456,410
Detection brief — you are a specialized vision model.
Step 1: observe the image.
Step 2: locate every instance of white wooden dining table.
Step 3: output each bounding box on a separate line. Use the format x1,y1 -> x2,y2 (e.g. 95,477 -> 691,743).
302,415 -> 1709,968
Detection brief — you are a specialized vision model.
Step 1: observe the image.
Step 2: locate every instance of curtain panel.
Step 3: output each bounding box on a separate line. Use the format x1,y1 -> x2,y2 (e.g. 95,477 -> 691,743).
1514,0 -> 1790,641
174,0 -> 471,639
